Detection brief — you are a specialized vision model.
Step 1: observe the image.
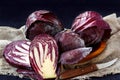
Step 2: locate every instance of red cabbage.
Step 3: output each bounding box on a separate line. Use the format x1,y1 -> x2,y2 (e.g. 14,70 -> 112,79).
71,11 -> 111,46
25,10 -> 64,40
3,40 -> 31,69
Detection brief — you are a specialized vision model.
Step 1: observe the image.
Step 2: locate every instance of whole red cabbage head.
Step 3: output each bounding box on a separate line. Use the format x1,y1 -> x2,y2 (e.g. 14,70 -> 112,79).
55,29 -> 85,53
71,11 -> 111,46
25,10 -> 64,40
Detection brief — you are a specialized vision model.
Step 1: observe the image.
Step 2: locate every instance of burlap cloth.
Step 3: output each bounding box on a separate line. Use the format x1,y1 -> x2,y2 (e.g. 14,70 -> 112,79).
0,13 -> 120,80
0,26 -> 26,78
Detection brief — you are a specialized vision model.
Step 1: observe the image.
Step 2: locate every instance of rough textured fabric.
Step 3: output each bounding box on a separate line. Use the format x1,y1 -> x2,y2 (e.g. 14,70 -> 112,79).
0,26 -> 26,40
0,26 -> 26,78
103,13 -> 120,34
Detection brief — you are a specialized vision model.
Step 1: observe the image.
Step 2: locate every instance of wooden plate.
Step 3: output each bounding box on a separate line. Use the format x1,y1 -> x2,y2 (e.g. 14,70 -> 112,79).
79,41 -> 106,63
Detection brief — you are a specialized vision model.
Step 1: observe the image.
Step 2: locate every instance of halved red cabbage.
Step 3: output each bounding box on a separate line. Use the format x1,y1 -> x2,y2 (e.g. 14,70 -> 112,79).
25,10 -> 64,40
71,11 -> 111,46
3,40 -> 31,69
29,34 -> 58,79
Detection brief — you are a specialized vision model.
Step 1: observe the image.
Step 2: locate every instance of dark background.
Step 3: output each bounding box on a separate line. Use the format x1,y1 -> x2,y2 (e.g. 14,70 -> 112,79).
0,0 -> 120,28
0,0 -> 120,80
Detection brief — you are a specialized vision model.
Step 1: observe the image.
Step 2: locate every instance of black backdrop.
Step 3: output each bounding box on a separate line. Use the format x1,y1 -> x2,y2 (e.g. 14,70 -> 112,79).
0,0 -> 120,28
0,0 -> 120,80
